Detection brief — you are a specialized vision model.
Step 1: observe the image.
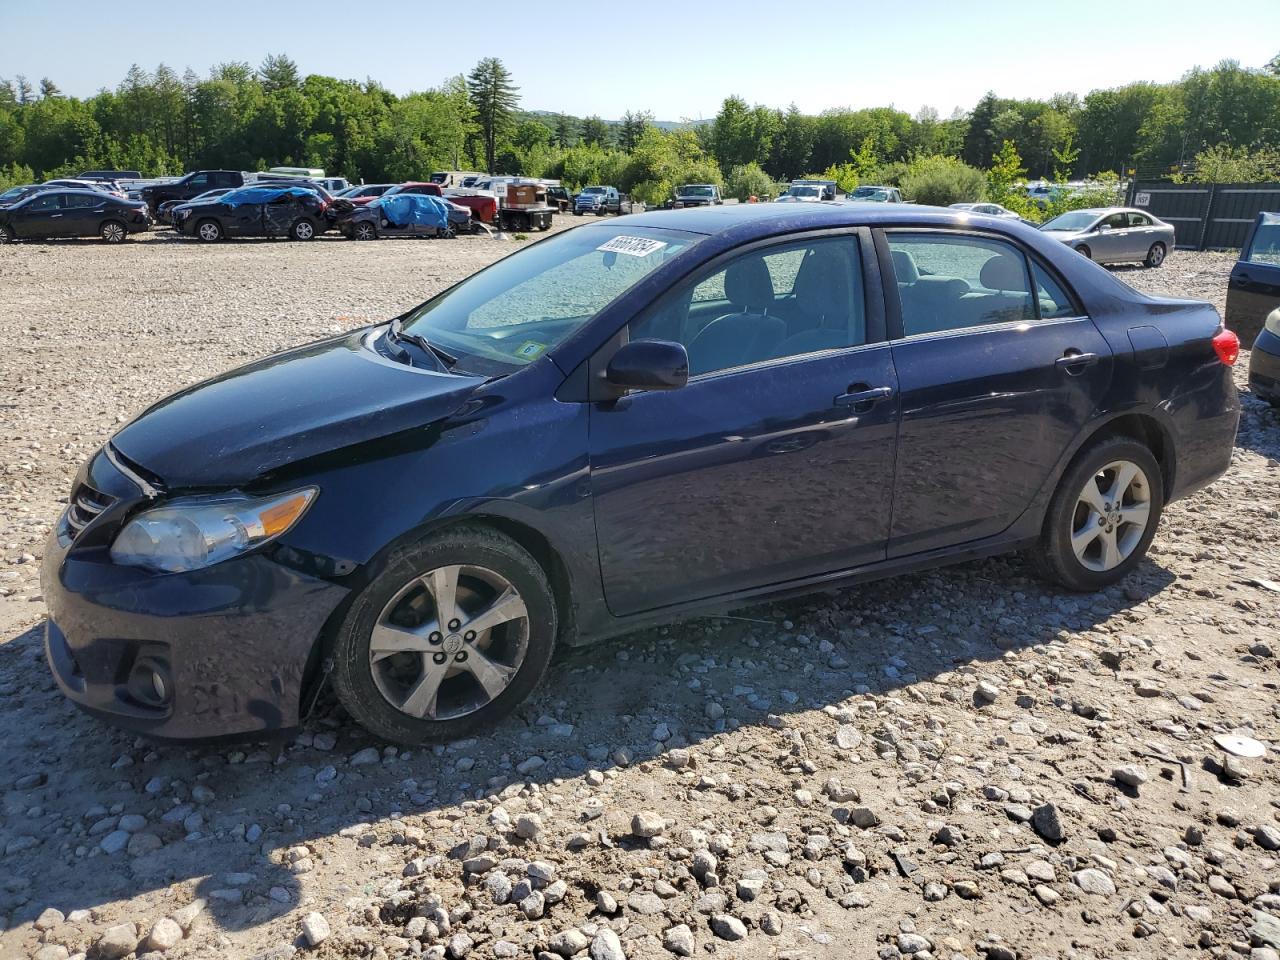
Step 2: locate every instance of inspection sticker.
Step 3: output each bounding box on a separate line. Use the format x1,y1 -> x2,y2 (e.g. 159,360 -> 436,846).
597,235 -> 668,257
514,340 -> 547,360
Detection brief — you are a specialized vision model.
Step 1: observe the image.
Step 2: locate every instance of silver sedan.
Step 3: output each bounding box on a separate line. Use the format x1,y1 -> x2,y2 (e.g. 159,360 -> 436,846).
1039,207 -> 1175,267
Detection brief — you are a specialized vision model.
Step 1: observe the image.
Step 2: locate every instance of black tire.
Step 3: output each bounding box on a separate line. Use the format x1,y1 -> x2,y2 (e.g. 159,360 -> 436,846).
353,221 -> 377,241
0,224 -> 14,244
290,218 -> 317,241
99,220 -> 127,243
195,219 -> 222,243
1076,244 -> 1092,260
1029,435 -> 1163,592
573,210 -> 582,217
1145,242 -> 1166,268
331,526 -> 557,744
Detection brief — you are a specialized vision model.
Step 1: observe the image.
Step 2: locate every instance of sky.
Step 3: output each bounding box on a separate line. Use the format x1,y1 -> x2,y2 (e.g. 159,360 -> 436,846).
3,0 -> 1278,120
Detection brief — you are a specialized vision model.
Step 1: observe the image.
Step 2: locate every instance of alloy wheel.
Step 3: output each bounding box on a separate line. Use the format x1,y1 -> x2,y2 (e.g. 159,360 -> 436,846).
101,222 -> 125,243
197,222 -> 220,242
355,223 -> 376,240
293,220 -> 315,240
1070,459 -> 1151,572
1148,243 -> 1165,267
369,563 -> 530,721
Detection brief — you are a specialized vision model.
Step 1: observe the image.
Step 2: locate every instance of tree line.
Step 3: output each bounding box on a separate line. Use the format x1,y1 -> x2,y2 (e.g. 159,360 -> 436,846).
2,54 -> 1279,208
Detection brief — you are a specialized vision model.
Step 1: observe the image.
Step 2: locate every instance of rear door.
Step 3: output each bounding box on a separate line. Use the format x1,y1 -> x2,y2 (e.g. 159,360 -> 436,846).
62,192 -> 102,235
1226,213 -> 1280,347
880,229 -> 1112,557
588,230 -> 901,614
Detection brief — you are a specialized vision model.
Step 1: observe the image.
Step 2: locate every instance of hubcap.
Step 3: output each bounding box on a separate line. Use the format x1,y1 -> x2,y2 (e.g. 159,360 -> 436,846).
1151,245 -> 1164,265
357,224 -> 374,239
369,564 -> 529,721
296,222 -> 313,239
199,223 -> 218,241
1071,459 -> 1151,572
104,224 -> 123,241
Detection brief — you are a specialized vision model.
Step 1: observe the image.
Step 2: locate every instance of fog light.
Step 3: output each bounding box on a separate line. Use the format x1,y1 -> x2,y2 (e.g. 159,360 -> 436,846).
128,655 -> 172,707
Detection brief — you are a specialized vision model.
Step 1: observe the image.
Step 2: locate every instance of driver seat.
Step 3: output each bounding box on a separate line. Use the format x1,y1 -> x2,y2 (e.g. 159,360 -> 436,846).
687,257 -> 786,375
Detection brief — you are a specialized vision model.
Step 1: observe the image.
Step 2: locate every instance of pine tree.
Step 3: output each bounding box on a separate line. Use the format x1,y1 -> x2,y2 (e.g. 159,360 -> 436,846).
15,75 -> 34,106
258,54 -> 300,92
553,113 -> 576,148
466,58 -> 519,173
39,77 -> 61,99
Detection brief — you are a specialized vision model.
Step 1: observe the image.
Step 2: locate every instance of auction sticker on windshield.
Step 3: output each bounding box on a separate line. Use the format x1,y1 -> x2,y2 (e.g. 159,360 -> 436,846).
597,235 -> 668,257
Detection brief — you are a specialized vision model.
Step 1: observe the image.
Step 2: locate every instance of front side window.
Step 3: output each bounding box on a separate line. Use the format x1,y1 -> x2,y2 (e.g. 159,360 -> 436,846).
887,233 -> 1036,336
24,194 -> 62,211
187,174 -> 208,188
631,235 -> 866,376
401,226 -> 702,370
1102,212 -> 1128,230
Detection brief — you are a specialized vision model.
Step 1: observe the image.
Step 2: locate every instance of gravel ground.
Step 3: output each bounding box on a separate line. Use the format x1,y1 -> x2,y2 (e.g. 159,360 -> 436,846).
1,234 -> 1278,960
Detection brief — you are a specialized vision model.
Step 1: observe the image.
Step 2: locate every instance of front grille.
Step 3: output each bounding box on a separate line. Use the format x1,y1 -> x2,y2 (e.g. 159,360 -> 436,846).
65,484 -> 115,537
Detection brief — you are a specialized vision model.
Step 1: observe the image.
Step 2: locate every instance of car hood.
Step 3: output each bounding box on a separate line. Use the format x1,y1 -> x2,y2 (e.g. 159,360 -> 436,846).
111,330 -> 485,488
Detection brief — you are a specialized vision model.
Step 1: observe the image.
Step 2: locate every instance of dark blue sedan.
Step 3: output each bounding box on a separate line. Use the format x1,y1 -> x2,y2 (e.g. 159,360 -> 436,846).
42,204 -> 1241,744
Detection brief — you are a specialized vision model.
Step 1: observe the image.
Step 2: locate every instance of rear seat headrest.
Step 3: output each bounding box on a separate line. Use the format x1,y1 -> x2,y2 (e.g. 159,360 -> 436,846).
891,249 -> 920,283
979,253 -> 1026,292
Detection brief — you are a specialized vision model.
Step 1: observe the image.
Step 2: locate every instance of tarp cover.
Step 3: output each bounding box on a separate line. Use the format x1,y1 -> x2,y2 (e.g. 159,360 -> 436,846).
375,194 -> 451,230
221,186 -> 315,208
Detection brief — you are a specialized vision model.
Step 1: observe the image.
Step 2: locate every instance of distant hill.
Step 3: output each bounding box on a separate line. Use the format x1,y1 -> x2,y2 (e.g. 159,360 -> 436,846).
520,109 -> 709,131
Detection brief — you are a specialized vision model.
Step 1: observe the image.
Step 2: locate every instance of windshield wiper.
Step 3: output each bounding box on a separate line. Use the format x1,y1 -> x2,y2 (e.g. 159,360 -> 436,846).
388,316 -> 458,371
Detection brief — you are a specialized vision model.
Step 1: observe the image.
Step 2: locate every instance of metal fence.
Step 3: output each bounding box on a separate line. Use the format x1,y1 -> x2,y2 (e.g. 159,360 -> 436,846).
1125,181 -> 1280,250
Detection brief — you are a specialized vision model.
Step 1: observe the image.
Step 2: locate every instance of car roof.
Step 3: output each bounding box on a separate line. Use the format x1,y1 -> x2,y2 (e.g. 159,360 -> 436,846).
620,201 -> 1004,235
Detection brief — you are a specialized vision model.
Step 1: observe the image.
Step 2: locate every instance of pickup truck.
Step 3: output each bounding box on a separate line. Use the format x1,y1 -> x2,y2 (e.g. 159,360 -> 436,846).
141,171 -> 245,215
846,185 -> 904,203
574,186 -> 620,216
672,184 -> 722,208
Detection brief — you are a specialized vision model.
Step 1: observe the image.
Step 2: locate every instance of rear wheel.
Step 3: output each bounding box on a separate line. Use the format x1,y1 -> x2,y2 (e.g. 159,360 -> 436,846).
1145,242 -> 1166,268
99,220 -> 127,243
1076,244 -> 1092,260
331,527 -> 557,744
196,219 -> 222,243
353,221 -> 377,241
290,218 -> 317,241
0,224 -> 14,243
1030,436 -> 1163,591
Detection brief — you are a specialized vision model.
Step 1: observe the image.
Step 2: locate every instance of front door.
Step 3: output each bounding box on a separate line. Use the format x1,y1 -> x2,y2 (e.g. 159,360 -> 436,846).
17,192 -> 64,237
1092,211 -> 1130,262
589,232 -> 900,615
882,230 -> 1113,557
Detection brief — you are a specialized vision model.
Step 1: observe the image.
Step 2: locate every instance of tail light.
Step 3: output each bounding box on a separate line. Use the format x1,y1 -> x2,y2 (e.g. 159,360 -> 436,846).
1212,328 -> 1240,366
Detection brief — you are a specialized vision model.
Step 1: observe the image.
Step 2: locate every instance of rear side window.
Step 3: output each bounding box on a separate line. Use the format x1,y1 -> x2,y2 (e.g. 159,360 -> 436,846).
63,194 -> 99,209
1032,262 -> 1078,319
887,233 -> 1035,336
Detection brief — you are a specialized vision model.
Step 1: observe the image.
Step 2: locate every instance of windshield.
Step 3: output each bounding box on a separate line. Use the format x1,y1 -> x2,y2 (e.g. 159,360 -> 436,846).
788,186 -> 821,198
851,186 -> 883,198
0,186 -> 31,201
401,226 -> 702,371
582,186 -> 605,194
679,186 -> 714,197
1041,211 -> 1098,232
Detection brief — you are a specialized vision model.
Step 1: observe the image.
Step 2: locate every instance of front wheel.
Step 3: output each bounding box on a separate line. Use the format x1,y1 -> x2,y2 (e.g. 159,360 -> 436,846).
331,527 -> 557,744
1029,436 -> 1163,592
195,219 -> 222,243
353,221 -> 377,241
0,224 -> 14,244
1145,242 -> 1166,268
1076,244 -> 1092,260
290,218 -> 317,241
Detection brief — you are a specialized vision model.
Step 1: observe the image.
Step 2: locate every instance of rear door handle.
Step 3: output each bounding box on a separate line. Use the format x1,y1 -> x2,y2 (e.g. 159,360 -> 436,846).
1056,350 -> 1099,374
834,385 -> 893,408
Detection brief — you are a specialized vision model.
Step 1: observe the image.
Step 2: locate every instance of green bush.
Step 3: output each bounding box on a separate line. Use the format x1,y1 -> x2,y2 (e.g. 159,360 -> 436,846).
900,154 -> 986,206
726,162 -> 780,201
1179,144 -> 1280,183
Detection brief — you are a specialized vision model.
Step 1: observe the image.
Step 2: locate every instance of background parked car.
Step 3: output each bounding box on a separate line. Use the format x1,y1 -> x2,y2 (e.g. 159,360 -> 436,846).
950,202 -> 1030,222
141,170 -> 245,215
672,184 -> 723,208
42,178 -> 124,197
0,189 -> 149,243
0,184 -> 48,207
1226,211 -> 1280,347
338,183 -> 395,206
77,169 -> 142,182
574,186 -> 620,215
1249,308 -> 1280,408
338,194 -> 467,240
174,185 -> 327,242
157,188 -> 233,224
1039,207 -> 1174,267
546,186 -> 573,212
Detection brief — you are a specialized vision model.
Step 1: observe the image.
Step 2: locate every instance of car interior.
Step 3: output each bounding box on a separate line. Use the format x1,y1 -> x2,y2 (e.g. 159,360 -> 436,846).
889,239 -> 1039,335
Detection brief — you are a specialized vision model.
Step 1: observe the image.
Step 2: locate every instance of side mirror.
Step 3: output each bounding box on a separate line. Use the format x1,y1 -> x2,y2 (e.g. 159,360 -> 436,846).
605,339 -> 689,392
1097,224 -> 1111,233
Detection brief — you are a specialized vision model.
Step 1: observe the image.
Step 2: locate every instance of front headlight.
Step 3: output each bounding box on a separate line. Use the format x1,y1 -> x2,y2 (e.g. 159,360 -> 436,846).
1265,308 -> 1280,337
110,487 -> 317,573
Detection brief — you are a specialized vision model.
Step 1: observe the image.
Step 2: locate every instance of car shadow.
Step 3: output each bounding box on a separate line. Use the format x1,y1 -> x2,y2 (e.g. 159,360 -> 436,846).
0,552 -> 1176,937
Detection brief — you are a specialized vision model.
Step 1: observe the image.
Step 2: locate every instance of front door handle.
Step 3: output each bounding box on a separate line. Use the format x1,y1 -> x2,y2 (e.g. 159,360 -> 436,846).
51,213 -> 63,218
834,384 -> 893,408
1055,350 -> 1099,375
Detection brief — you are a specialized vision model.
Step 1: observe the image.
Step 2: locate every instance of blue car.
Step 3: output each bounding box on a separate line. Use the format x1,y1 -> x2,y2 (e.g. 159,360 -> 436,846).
42,204 -> 1240,744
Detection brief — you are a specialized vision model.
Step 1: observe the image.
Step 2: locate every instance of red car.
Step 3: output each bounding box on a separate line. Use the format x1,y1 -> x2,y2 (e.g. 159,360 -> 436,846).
339,184 -> 395,207
390,182 -> 499,224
